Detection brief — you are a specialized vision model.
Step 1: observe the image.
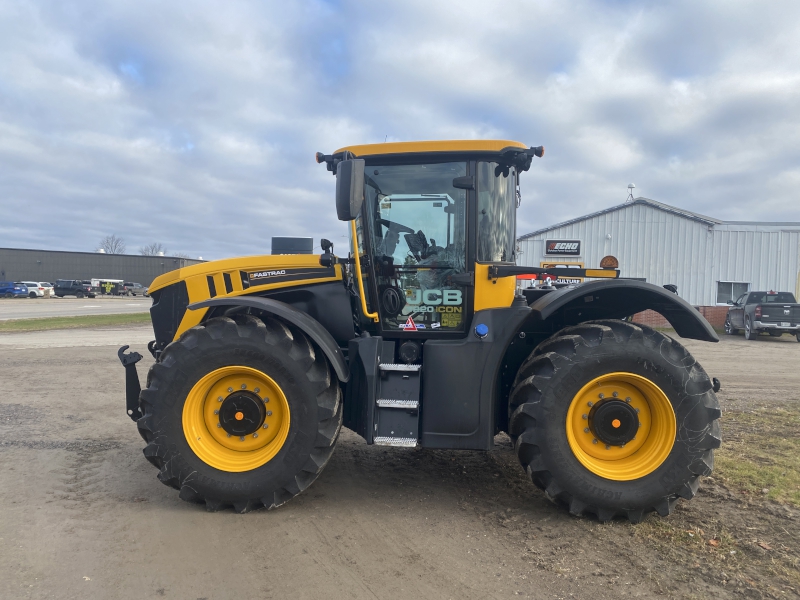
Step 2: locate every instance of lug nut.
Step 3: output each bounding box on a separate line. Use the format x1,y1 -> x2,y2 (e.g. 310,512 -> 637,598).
227,387 -> 233,393
239,436 -> 245,442
214,409 -> 219,415
621,442 -> 626,447
625,397 -> 631,403
227,433 -> 231,438
254,388 -> 260,394
217,396 -> 223,402
612,391 -> 618,398
587,401 -> 594,407
216,423 -> 221,428
253,433 -> 258,439
635,408 -> 640,414
598,393 -> 605,399
262,424 -> 268,429
264,398 -> 269,403
605,444 -> 610,450
266,411 -> 272,416
584,427 -> 590,433
592,439 -> 598,444
582,414 -> 588,420
241,384 -> 247,390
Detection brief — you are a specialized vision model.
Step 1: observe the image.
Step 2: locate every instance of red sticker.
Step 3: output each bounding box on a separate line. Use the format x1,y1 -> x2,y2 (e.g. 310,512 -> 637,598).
401,316 -> 417,331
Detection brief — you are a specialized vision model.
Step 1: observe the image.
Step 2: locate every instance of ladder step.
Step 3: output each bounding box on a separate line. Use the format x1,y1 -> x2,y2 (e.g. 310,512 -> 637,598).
379,363 -> 421,372
377,399 -> 419,409
374,436 -> 417,448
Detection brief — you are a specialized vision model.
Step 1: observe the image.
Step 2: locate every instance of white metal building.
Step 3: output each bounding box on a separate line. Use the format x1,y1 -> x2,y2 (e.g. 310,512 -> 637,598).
517,198 -> 800,307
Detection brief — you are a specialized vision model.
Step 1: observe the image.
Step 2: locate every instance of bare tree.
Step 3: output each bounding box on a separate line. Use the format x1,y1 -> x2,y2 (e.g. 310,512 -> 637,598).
140,242 -> 166,256
98,234 -> 126,254
172,252 -> 192,259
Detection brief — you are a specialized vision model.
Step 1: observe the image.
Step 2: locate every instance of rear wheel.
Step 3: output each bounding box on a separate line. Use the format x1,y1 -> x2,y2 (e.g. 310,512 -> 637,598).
29,292 -> 37,298
508,320 -> 720,523
137,315 -> 342,512
744,317 -> 756,340
4,293 -> 12,298
723,314 -> 738,335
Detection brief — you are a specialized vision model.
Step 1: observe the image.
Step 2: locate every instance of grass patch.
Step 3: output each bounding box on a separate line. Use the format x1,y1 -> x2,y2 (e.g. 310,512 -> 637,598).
715,408 -> 800,506
0,312 -> 151,332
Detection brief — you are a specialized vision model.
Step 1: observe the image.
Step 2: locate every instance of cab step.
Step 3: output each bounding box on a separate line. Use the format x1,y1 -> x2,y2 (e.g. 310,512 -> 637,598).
374,362 -> 421,446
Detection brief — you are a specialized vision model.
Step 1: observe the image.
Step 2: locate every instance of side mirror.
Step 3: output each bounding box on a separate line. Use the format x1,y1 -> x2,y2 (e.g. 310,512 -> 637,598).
335,159 -> 365,221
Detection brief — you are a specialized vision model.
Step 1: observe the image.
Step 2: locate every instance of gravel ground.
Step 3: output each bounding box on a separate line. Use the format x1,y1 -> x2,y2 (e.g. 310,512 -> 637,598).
0,325 -> 798,600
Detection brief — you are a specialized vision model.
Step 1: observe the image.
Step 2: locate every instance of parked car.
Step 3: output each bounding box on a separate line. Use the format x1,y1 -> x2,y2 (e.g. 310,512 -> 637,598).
725,290 -> 800,341
123,282 -> 146,296
53,279 -> 100,298
0,282 -> 29,298
20,281 -> 52,298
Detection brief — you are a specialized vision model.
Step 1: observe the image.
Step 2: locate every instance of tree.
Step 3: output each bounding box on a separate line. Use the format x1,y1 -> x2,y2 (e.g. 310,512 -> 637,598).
99,234 -> 126,254
140,242 -> 166,256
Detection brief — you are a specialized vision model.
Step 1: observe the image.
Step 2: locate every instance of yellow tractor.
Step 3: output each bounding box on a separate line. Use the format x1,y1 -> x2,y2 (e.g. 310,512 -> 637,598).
119,139 -> 721,522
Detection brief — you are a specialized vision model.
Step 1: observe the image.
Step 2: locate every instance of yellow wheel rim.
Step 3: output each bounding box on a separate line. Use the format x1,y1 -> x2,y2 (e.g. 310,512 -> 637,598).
565,372 -> 676,481
183,366 -> 290,472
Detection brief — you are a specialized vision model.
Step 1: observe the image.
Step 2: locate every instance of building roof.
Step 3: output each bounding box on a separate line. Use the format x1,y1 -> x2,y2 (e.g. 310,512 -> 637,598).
519,198 -> 800,239
518,198 -> 724,239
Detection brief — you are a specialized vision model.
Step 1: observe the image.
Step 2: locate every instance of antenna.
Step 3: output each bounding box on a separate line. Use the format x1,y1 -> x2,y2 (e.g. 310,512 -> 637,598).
626,183 -> 636,203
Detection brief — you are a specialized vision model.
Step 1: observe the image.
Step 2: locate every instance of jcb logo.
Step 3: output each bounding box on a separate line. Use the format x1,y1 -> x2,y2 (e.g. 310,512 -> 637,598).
406,289 -> 462,306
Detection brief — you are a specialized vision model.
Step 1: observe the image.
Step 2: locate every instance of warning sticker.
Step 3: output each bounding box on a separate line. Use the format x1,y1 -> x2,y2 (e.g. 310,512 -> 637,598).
441,312 -> 462,328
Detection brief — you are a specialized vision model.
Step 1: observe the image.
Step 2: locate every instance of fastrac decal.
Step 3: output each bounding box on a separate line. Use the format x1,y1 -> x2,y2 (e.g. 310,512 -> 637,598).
251,270 -> 287,278
545,240 -> 581,256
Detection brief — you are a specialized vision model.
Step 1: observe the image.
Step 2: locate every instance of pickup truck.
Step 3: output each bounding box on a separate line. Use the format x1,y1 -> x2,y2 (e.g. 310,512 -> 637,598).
724,291 -> 800,341
53,279 -> 100,298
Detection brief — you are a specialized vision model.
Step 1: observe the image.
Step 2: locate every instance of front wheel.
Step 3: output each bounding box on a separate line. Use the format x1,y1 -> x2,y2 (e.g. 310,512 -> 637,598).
508,320 -> 720,523
744,317 -> 757,340
137,315 -> 343,512
724,314 -> 738,335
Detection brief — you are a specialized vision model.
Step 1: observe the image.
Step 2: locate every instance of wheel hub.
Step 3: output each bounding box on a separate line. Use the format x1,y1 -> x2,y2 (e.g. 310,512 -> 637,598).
589,400 -> 639,446
219,392 -> 266,436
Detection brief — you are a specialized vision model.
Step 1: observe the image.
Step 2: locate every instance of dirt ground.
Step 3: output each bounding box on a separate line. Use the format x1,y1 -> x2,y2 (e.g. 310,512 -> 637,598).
0,325 -> 798,600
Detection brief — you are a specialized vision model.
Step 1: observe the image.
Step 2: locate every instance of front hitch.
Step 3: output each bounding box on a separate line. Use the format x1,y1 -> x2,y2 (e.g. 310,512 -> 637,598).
118,345 -> 143,421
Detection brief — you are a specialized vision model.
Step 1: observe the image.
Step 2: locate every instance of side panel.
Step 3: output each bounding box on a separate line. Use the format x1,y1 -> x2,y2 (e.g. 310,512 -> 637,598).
420,306 -> 530,450
473,264 -> 515,311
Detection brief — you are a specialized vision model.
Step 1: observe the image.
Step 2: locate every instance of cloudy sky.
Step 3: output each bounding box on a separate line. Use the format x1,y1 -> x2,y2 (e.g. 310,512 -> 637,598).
2,0 -> 799,260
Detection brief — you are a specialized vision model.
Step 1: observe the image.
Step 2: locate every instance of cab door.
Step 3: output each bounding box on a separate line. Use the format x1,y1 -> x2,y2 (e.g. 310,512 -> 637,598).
730,293 -> 747,328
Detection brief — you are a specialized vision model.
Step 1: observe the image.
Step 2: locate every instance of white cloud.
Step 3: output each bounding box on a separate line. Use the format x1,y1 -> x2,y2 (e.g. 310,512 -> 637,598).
1,0 -> 800,262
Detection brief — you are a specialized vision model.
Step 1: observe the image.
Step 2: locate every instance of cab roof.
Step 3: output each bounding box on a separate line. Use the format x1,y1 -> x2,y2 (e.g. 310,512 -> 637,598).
333,139 -> 527,158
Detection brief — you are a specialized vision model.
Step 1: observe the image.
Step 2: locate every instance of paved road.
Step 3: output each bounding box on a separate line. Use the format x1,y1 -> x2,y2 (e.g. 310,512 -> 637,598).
0,296 -> 151,320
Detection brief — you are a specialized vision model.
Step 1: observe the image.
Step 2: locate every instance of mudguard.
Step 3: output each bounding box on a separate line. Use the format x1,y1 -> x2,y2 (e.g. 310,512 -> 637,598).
527,279 -> 719,342
188,296 -> 350,382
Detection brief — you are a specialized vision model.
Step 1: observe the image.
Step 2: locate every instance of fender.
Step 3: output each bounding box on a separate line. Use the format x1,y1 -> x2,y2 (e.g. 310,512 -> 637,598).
526,279 -> 719,342
188,296 -> 350,382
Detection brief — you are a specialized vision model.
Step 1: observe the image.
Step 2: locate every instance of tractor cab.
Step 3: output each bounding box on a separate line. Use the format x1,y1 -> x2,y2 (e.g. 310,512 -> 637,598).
316,140 -> 544,337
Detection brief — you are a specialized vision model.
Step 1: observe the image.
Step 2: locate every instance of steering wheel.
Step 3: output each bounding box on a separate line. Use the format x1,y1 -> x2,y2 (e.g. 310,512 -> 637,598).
378,218 -> 415,234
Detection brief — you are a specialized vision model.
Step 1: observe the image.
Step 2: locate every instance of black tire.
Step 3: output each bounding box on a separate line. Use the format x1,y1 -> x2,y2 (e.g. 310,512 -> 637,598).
55,294 -> 64,298
76,292 -> 84,299
137,315 -> 343,513
508,320 -> 721,523
796,333 -> 800,343
3,293 -> 12,298
29,292 -> 37,298
744,317 -> 757,340
723,314 -> 738,335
